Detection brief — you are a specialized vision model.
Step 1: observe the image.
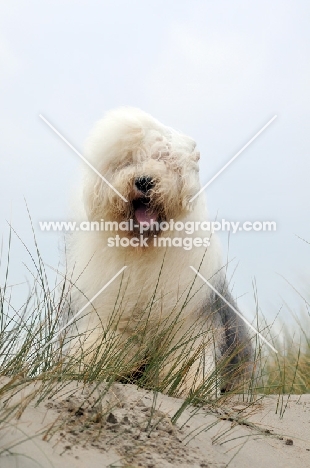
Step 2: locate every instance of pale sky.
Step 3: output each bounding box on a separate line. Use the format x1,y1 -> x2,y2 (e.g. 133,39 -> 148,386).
0,0 -> 309,324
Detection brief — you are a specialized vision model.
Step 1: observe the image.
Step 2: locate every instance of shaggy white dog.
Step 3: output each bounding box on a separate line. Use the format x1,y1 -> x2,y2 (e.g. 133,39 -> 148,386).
66,107 -> 252,392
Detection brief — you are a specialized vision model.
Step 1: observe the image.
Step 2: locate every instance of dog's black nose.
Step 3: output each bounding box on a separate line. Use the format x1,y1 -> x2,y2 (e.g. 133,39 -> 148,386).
135,177 -> 154,194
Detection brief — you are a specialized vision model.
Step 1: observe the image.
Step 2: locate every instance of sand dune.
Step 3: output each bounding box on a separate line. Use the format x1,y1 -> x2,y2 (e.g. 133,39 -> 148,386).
1,381 -> 309,468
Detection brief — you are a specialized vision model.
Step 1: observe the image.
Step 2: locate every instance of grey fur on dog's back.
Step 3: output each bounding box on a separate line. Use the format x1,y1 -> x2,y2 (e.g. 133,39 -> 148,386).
206,283 -> 253,392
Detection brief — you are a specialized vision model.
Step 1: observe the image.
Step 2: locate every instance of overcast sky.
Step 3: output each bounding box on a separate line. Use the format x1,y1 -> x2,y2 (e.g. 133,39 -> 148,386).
0,0 -> 309,325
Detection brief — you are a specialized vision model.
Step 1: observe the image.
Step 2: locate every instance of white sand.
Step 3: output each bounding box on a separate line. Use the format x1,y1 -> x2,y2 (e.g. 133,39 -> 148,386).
1,381 -> 309,468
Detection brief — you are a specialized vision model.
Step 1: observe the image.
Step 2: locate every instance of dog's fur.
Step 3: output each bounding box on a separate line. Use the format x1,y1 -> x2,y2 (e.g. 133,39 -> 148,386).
66,107 -> 252,392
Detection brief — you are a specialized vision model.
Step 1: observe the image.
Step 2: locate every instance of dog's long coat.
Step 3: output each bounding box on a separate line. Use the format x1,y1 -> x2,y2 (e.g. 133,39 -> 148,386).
66,108 -> 252,392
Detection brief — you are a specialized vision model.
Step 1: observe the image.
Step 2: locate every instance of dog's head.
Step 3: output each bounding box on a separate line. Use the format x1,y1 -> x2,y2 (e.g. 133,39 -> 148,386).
83,107 -> 201,235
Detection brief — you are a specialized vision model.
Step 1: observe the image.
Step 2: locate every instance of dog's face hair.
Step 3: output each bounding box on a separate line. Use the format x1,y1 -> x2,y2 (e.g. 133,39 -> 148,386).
83,108 -> 201,236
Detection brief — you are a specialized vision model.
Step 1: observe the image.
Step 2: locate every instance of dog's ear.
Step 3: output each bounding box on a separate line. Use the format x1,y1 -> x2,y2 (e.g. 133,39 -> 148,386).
190,151 -> 200,162
84,177 -> 103,220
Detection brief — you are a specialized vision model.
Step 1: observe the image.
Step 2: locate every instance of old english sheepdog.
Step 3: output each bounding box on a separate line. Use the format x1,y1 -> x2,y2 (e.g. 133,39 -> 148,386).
66,107 -> 252,393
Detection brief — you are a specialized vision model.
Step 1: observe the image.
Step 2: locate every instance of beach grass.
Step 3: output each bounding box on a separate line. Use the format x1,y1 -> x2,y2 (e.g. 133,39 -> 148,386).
0,226 -> 309,449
